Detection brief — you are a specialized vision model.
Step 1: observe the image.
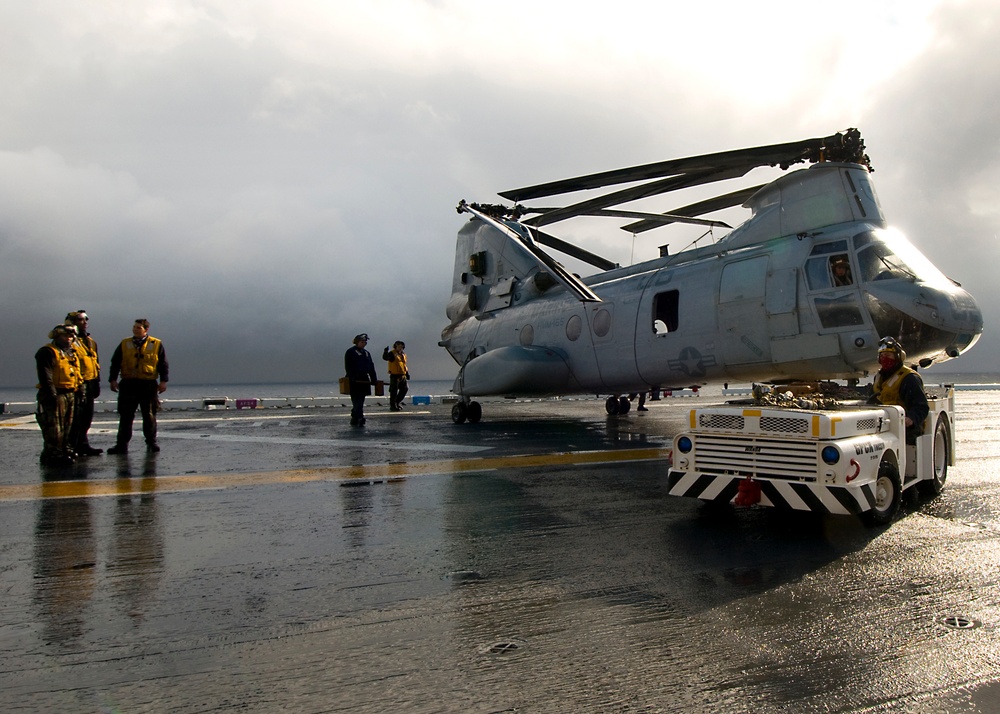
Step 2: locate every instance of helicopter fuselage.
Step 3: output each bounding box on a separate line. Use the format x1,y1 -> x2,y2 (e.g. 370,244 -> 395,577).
441,161 -> 983,399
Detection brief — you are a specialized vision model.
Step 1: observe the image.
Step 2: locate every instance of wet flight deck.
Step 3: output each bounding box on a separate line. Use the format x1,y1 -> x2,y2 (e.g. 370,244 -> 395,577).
2,391 -> 1000,712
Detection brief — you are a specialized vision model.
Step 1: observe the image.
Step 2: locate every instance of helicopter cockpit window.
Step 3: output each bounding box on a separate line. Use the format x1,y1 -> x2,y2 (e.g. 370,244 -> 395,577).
806,258 -> 830,289
805,241 -> 851,290
814,294 -> 865,329
854,228 -> 950,287
652,290 -> 679,335
830,255 -> 853,286
856,235 -> 915,282
809,239 -> 849,256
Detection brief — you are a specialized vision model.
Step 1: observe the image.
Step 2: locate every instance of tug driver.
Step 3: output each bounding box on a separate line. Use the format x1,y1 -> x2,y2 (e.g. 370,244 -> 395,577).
870,336 -> 929,444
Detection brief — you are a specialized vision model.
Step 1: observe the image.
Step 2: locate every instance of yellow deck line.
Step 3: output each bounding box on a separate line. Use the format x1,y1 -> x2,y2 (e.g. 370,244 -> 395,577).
0,447 -> 670,502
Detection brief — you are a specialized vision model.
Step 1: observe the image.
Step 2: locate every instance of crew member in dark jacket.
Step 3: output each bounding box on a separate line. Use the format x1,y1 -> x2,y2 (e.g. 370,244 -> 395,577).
35,324 -> 83,466
107,318 -> 169,454
871,336 -> 929,444
345,333 -> 378,426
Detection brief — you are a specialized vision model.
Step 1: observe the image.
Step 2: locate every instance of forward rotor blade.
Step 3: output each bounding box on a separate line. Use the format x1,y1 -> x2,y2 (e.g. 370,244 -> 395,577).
499,130 -> 867,202
619,184 -> 765,234
525,207 -> 730,230
524,167 -> 749,228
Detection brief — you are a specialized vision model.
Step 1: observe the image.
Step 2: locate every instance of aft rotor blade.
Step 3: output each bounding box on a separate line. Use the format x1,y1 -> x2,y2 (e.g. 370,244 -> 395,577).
457,202 -> 602,302
531,229 -> 619,271
499,130 -> 866,202
619,184 -> 765,234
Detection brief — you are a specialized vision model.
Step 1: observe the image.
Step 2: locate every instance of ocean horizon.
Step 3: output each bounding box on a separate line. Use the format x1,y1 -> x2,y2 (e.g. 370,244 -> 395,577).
3,372 -> 999,409
0,379 -> 461,407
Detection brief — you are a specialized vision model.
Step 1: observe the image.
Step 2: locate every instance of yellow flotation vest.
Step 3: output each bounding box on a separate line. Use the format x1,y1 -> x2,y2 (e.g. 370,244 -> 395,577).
74,336 -> 100,381
387,352 -> 408,376
873,364 -> 918,407
120,336 -> 162,380
43,344 -> 82,390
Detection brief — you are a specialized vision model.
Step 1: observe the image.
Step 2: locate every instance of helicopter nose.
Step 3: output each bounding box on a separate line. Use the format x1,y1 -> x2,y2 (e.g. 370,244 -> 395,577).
864,279 -> 983,364
946,285 -> 983,355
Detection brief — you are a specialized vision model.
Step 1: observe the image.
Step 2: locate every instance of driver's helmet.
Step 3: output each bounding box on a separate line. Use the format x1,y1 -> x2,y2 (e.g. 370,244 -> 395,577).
878,336 -> 906,364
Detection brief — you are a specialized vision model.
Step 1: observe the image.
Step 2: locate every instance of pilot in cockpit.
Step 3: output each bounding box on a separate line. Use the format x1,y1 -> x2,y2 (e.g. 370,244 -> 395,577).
831,256 -> 853,287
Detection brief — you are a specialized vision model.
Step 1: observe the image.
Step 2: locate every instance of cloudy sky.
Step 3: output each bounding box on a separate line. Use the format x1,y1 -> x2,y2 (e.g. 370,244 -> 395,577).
2,0 -> 997,388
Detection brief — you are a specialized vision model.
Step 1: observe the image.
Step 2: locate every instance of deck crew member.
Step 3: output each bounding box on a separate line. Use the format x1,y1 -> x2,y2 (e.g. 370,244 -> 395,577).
871,336 -> 928,444
382,341 -> 410,411
107,319 -> 169,454
35,324 -> 83,466
345,333 -> 378,426
66,310 -> 103,456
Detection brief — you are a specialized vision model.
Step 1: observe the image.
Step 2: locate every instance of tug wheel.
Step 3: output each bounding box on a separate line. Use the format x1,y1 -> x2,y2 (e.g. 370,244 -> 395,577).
918,414 -> 950,497
863,460 -> 902,527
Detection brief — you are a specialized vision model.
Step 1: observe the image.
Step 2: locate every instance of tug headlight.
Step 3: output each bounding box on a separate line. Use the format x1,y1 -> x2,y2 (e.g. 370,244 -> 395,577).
821,446 -> 840,465
677,436 -> 693,454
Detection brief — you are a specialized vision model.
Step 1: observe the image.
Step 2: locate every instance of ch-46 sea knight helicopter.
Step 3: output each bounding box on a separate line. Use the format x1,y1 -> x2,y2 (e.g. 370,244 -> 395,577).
440,129 -> 983,423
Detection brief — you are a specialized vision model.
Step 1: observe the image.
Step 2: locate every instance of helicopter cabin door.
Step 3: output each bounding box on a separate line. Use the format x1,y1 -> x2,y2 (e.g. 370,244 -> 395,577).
718,256 -> 772,366
587,301 -> 641,388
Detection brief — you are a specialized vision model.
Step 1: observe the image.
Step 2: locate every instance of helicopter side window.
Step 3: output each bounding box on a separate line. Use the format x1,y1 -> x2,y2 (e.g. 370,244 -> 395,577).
652,290 -> 679,335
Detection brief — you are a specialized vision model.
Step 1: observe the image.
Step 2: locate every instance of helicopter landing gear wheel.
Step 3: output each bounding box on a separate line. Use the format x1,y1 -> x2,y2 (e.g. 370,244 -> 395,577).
452,401 -> 482,424
605,397 -> 620,415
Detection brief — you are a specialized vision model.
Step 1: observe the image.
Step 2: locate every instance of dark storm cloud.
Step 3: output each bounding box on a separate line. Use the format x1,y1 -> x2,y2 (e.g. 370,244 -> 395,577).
1,1 -> 996,388
864,0 -> 1000,372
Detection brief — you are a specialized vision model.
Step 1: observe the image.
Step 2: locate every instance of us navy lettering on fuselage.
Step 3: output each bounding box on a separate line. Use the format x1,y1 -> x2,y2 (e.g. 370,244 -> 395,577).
442,130 -> 983,423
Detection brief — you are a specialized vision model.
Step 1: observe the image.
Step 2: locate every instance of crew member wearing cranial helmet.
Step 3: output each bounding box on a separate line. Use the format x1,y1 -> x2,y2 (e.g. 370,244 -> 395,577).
35,324 -> 83,466
344,333 -> 379,426
871,336 -> 929,444
65,310 -> 103,456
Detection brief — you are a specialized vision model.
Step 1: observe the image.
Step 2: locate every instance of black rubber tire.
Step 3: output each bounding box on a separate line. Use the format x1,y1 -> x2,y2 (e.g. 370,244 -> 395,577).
618,396 -> 631,414
451,402 -> 467,424
467,401 -> 482,424
918,414 -> 950,497
605,397 -> 620,415
863,460 -> 902,526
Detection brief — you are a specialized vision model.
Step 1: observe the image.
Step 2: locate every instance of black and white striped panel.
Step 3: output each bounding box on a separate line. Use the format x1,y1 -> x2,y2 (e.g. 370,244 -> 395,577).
667,471 -> 876,515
